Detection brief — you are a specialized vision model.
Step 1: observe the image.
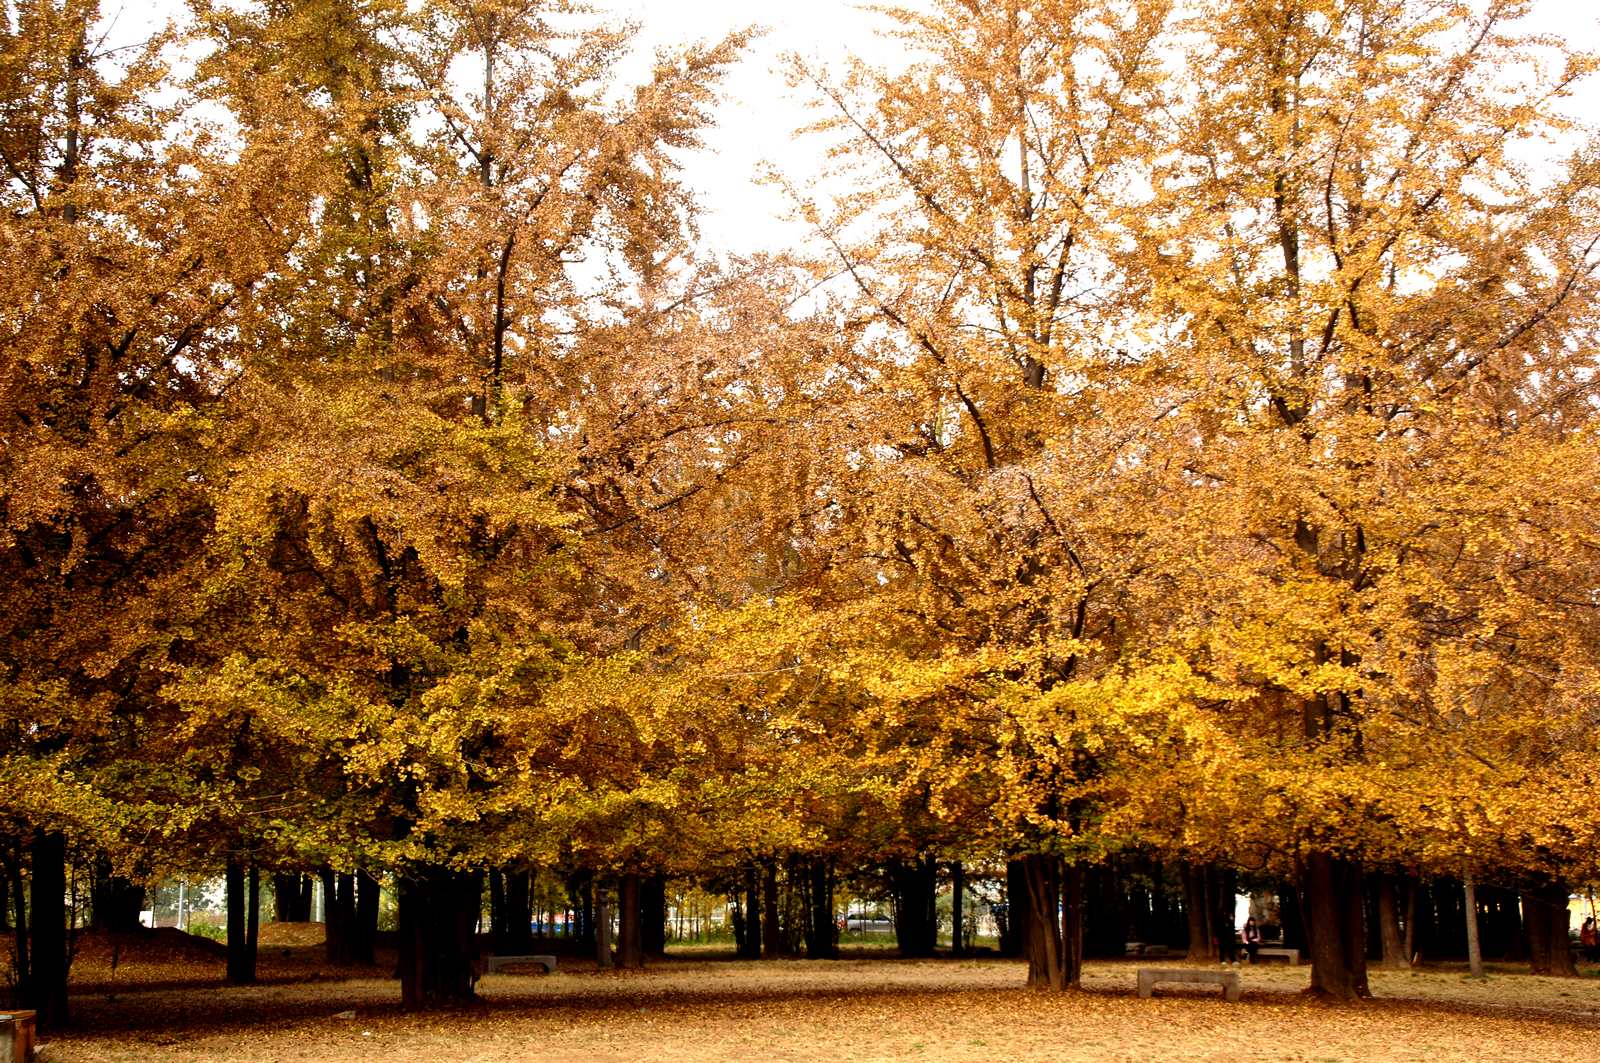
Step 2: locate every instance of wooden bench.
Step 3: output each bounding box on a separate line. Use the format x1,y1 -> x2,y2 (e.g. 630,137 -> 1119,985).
1137,967 -> 1240,1002
1254,946 -> 1300,964
484,954 -> 557,975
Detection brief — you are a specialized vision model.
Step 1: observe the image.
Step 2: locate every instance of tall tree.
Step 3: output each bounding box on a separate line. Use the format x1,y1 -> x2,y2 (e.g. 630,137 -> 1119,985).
788,0 -> 1172,989
1135,0 -> 1600,998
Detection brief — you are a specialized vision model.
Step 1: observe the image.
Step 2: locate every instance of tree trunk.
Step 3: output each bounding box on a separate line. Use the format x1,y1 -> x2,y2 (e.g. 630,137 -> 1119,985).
740,865 -> 762,959
1181,862 -> 1215,962
951,861 -> 965,957
594,882 -> 614,968
730,894 -> 747,955
226,859 -> 256,985
1060,861 -> 1085,988
27,831 -> 69,1030
1376,874 -> 1409,968
320,868 -> 340,962
488,870 -> 506,945
354,872 -> 379,965
397,867 -> 481,1008
248,865 -> 260,961
641,875 -> 667,957
1463,870 -> 1483,977
1022,853 -> 1064,990
617,874 -> 643,969
1402,879 -> 1417,964
1524,881 -> 1577,977
12,860 -> 29,1000
1001,858 -> 1029,957
1278,882 -> 1307,952
761,861 -> 782,958
1215,866 -> 1239,963
1301,851 -> 1370,999
1543,883 -> 1577,977
505,869 -> 533,951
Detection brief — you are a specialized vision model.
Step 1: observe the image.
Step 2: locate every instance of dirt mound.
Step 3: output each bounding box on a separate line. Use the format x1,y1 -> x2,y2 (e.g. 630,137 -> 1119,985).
257,922 -> 328,948
72,927 -> 226,966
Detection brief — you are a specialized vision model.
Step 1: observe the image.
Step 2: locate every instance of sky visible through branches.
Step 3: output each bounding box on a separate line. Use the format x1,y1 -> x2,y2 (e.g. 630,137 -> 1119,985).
111,0 -> 1600,258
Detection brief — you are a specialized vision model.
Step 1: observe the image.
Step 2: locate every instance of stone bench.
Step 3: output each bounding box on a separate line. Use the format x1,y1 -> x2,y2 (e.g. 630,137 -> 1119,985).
485,954 -> 557,975
0,1010 -> 36,1063
1137,967 -> 1240,1002
1254,946 -> 1300,964
1124,943 -> 1171,957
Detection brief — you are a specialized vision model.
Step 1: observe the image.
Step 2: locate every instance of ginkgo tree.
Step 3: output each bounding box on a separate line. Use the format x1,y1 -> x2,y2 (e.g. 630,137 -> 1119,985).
1124,0 -> 1600,997
173,0 -> 750,1006
781,0 -> 1176,989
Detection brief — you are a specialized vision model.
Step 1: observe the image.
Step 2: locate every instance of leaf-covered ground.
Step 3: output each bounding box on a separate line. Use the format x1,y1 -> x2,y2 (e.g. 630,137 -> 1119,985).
41,946 -> 1600,1062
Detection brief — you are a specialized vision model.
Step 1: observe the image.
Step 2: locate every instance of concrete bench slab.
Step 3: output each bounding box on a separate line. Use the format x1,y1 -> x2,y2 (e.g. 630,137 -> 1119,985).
485,954 -> 557,975
1137,967 -> 1240,1002
1254,947 -> 1300,964
0,1010 -> 36,1063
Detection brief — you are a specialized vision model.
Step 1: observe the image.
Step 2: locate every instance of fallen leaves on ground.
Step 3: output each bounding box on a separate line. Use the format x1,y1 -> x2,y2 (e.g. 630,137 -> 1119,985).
36,947 -> 1600,1062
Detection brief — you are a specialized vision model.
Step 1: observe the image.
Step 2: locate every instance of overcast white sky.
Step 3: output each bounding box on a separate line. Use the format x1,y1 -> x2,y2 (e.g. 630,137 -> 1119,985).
614,0 -> 1600,255
116,0 -> 1600,255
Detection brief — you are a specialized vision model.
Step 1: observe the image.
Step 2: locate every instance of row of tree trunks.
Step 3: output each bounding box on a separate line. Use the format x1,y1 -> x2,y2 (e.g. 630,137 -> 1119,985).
804,859 -> 838,959
1474,884 -> 1526,963
321,869 -> 380,966
273,873 -> 314,922
888,855 -> 938,958
736,865 -> 761,959
90,861 -> 145,933
1375,874 -> 1411,968
1524,880 -> 1578,976
397,867 -> 482,1009
1082,864 -> 1127,959
489,868 -> 534,952
225,860 -> 260,985
1022,855 -> 1192,958
1401,874 -> 1573,976
594,883 -> 614,968
1000,859 -> 1028,957
567,871 -> 595,950
727,859 -> 835,960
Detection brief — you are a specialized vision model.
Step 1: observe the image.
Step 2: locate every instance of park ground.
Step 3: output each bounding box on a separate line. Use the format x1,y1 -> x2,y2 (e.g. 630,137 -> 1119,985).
35,930 -> 1600,1062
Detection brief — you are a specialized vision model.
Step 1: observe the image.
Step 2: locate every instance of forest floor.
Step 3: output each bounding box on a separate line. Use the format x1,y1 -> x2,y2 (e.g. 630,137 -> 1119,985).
34,933 -> 1600,1062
